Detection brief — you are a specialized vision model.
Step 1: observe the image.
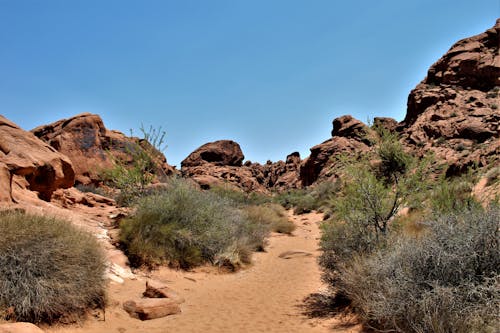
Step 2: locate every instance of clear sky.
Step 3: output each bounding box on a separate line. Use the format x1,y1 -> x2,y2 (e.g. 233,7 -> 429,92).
1,1 -> 498,166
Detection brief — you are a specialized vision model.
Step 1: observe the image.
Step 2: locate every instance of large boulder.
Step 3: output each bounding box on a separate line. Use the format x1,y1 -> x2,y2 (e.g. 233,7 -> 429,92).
181,140 -> 244,168
0,115 -> 75,202
32,113 -> 175,185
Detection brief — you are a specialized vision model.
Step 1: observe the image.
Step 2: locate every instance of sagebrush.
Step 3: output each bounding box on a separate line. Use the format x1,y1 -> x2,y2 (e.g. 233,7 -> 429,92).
120,178 -> 279,269
0,211 -> 107,323
340,208 -> 499,332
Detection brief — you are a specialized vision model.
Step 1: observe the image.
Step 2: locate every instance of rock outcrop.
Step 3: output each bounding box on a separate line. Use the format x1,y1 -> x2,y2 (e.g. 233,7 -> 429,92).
181,140 -> 244,168
181,140 -> 301,192
0,115 -> 75,202
32,113 -> 175,185
401,19 -> 500,176
300,115 -> 372,186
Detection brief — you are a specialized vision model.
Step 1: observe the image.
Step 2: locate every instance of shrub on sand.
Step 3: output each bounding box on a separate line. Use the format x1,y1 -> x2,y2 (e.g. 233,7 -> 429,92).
120,178 -> 270,269
339,208 -> 500,332
244,204 -> 296,235
0,211 -> 107,324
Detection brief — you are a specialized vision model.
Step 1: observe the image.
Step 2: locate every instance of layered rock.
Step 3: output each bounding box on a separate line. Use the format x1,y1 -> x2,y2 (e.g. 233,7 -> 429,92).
32,113 -> 175,185
401,19 -> 500,175
0,115 -> 75,202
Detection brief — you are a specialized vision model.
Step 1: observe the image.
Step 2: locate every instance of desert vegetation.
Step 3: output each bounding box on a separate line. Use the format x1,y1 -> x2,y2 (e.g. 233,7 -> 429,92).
101,125 -> 168,206
318,128 -> 500,332
119,178 -> 295,269
0,210 -> 107,324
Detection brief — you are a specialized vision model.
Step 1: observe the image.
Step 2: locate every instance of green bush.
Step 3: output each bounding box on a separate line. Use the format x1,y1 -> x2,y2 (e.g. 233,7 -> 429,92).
339,208 -> 500,332
120,178 -> 270,269
274,180 -> 339,214
209,184 -> 271,206
101,125 -> 168,206
0,211 -> 106,323
431,175 -> 481,215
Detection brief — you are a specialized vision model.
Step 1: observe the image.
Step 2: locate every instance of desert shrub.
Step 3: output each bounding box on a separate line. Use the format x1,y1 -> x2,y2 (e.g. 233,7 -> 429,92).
209,184 -> 271,206
101,125 -> 168,206
244,204 -> 295,236
75,183 -> 110,197
120,178 -> 269,269
431,175 -> 481,215
339,208 -> 500,332
274,180 -> 339,214
375,128 -> 412,183
484,166 -> 500,186
0,211 -> 106,323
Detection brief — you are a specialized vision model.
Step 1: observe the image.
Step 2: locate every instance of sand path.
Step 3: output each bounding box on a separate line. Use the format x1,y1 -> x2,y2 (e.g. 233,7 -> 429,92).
47,211 -> 360,333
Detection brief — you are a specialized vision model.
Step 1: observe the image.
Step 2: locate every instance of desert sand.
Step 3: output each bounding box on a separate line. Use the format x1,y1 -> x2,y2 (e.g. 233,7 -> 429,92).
45,211 -> 361,333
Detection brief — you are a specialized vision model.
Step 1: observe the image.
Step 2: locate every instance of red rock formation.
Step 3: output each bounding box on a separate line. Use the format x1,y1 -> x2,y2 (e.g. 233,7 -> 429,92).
0,115 -> 75,202
181,140 -> 302,192
401,19 -> 500,176
300,115 -> 372,186
32,113 -> 175,185
181,140 -> 244,168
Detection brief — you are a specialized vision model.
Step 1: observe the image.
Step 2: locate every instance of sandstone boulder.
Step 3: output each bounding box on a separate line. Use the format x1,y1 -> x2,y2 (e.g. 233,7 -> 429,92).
123,298 -> 181,320
181,140 -> 244,168
143,280 -> 185,304
331,115 -> 370,143
0,115 -> 75,201
300,115 -> 372,186
32,113 -> 175,185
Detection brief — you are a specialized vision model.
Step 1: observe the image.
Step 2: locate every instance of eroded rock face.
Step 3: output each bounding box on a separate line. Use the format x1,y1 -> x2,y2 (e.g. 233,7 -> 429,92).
0,115 -> 75,201
401,19 -> 500,176
32,113 -> 175,185
181,140 -> 244,168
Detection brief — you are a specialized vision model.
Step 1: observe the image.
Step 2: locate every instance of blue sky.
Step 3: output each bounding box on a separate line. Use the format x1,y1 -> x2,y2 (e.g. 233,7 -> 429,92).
1,1 -> 498,166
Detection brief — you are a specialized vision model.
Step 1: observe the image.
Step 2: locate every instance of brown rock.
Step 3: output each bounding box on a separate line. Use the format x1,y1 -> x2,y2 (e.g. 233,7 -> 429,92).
0,115 -> 75,201
123,298 -> 181,320
300,135 -> 370,186
331,115 -> 370,142
181,139 -> 302,192
143,280 -> 185,304
373,117 -> 399,132
399,20 -> 500,177
181,140 -> 244,168
32,113 -> 175,185
0,323 -> 45,333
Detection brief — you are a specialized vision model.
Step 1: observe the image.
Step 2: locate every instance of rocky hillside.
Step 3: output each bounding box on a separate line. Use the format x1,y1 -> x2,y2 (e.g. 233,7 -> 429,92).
401,18 -> 499,176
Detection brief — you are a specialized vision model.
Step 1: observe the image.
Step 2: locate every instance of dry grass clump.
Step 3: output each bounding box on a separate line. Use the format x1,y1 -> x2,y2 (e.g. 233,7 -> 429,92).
120,178 -> 272,269
244,204 -> 296,235
340,208 -> 499,332
0,210 -> 107,324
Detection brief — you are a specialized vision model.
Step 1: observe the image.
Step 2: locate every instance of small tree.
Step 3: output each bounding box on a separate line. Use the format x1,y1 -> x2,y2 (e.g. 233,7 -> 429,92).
321,129 -> 430,267
102,124 -> 168,205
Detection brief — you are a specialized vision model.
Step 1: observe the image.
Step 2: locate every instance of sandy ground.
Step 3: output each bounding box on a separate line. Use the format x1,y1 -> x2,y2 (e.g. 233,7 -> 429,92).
45,211 -> 361,333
